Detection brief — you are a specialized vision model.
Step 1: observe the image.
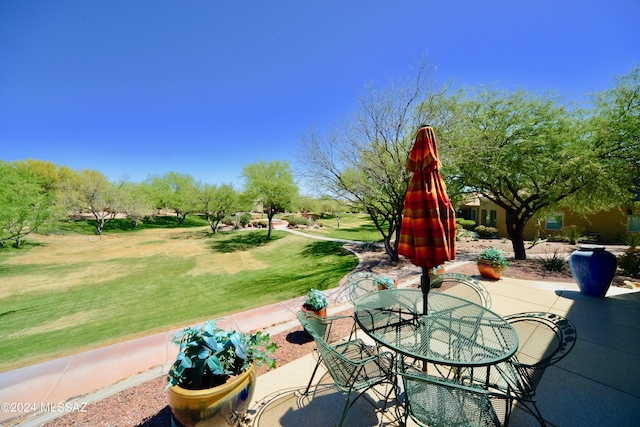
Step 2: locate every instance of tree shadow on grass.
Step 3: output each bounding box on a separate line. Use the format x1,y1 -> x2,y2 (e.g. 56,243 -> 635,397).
209,232 -> 284,253
301,241 -> 354,258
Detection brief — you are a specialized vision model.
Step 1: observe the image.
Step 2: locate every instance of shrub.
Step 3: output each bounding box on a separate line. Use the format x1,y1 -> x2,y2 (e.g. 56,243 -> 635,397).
239,213 -> 252,227
539,249 -> 567,272
285,215 -> 311,227
358,241 -> 380,252
616,233 -> 640,248
456,218 -> 477,231
554,225 -> 590,245
456,229 -> 476,240
618,247 -> 640,278
475,225 -> 498,238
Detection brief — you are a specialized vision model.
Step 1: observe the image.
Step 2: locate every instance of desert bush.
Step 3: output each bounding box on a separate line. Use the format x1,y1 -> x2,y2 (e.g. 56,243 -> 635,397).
285,215 -> 311,227
456,218 -> 477,231
539,249 -> 567,272
456,229 -> 475,240
616,233 -> 640,248
475,225 -> 498,238
618,247 -> 640,278
553,225 -> 591,245
239,213 -> 252,227
358,241 -> 381,252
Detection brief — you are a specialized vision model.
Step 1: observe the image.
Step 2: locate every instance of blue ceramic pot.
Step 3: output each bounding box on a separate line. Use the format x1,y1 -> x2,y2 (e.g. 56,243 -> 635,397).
568,245 -> 617,297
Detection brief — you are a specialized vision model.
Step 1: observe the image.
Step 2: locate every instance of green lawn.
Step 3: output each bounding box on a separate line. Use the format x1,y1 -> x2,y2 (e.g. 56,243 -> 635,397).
295,213 -> 384,242
0,226 -> 359,372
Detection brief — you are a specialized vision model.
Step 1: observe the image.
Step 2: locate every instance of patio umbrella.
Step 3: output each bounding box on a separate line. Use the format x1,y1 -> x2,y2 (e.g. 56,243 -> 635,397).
398,125 -> 456,314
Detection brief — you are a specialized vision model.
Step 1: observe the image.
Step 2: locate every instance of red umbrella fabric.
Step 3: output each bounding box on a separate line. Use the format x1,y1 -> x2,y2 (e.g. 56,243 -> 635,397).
398,126 -> 456,310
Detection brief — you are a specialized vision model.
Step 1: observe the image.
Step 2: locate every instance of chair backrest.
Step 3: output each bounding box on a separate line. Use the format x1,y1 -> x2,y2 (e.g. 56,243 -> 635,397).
297,311 -> 391,392
399,364 -> 511,427
296,310 -> 332,341
503,312 -> 577,395
343,271 -> 395,305
431,273 -> 492,308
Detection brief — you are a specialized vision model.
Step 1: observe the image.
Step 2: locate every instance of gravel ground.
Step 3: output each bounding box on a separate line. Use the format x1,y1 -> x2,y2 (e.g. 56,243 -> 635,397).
16,239 -> 635,427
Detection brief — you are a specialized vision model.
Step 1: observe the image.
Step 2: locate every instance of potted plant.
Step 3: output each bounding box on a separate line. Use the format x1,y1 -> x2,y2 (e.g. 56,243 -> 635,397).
166,319 -> 278,427
477,247 -> 510,279
301,288 -> 329,317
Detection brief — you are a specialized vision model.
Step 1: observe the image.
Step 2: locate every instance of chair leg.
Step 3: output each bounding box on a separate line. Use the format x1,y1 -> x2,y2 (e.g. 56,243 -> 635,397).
304,356 -> 323,395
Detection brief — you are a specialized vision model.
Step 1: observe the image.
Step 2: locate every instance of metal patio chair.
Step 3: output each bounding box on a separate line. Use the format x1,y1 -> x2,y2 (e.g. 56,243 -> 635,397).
296,310 -> 395,427
460,312 -> 577,426
398,361 -> 513,427
343,271 -> 395,305
430,273 -> 492,308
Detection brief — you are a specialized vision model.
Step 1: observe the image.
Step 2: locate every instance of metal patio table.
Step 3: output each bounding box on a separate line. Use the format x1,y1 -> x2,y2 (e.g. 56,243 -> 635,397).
354,289 -> 519,372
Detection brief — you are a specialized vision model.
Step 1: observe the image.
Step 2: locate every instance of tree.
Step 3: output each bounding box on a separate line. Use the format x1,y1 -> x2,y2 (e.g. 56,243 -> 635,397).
147,172 -> 198,224
198,183 -> 239,233
119,182 -> 155,227
0,161 -> 58,248
441,88 -> 603,259
242,161 -> 298,239
588,65 -> 640,206
298,60 -> 448,261
62,169 -> 125,235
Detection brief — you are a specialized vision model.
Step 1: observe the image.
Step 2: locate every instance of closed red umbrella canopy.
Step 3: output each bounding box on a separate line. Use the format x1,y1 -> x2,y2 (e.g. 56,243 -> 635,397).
398,125 -> 456,283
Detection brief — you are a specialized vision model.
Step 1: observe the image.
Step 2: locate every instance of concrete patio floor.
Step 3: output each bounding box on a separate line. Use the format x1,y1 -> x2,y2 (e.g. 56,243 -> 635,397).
247,277 -> 640,427
2,271 -> 639,426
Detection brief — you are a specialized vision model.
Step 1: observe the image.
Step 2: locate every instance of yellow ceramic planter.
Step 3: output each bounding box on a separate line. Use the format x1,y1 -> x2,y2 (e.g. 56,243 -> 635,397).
168,363 -> 256,427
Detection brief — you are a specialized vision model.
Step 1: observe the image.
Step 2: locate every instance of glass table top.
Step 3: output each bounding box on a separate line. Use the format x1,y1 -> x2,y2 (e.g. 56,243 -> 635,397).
354,288 -> 519,367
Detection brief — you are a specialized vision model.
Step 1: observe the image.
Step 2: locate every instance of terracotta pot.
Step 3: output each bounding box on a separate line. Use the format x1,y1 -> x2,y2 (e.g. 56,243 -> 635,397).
300,305 -> 327,317
168,364 -> 256,427
477,259 -> 503,280
300,305 -> 328,338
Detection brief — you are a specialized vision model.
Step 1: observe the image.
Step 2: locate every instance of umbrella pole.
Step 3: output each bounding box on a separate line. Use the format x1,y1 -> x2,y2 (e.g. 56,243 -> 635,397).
420,269 -> 430,314
420,269 -> 430,371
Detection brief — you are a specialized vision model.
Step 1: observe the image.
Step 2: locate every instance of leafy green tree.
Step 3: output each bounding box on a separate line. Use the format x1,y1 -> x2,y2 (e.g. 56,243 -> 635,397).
242,160 -> 298,239
298,60 -> 447,261
198,183 -> 239,233
441,88 -> 603,259
61,169 -> 125,235
146,172 -> 198,224
119,182 -> 155,227
0,161 -> 58,248
588,65 -> 640,206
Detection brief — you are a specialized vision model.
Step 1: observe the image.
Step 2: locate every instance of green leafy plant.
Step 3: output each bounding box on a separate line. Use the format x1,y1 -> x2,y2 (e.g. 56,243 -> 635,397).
554,225 -> 590,245
616,233 -> 640,248
618,247 -> 640,278
539,249 -> 567,272
284,215 -> 311,227
477,247 -> 510,271
455,218 -> 477,231
303,288 -> 329,311
167,319 -> 278,390
238,212 -> 252,227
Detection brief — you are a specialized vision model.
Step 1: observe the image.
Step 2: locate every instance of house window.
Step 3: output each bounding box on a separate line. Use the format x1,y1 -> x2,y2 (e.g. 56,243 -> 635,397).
629,214 -> 640,233
480,209 -> 497,227
545,213 -> 563,230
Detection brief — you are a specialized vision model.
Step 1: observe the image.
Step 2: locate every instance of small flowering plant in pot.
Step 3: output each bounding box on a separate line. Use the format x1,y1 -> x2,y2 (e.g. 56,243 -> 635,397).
477,247 -> 510,279
166,319 -> 278,427
302,288 -> 329,317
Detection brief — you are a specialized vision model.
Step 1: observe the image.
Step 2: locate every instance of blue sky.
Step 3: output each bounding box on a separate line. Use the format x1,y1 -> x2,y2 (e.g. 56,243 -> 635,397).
1,1 -> 638,191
